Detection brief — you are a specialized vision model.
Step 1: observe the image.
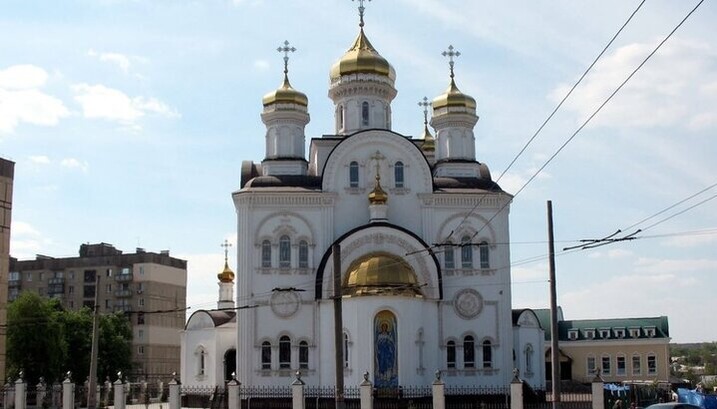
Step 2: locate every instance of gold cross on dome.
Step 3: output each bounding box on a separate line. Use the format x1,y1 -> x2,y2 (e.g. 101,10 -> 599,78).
352,0 -> 371,27
277,40 -> 296,75
442,45 -> 461,78
418,96 -> 431,125
220,239 -> 233,264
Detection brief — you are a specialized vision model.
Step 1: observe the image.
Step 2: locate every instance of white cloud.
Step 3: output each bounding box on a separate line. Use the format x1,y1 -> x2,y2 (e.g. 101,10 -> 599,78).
9,221 -> 54,259
253,60 -> 270,71
662,232 -> 717,248
72,83 -> 179,125
549,38 -> 717,130
29,155 -> 51,165
634,257 -> 717,274
60,158 -> 89,172
88,49 -> 147,74
0,65 -> 70,134
0,64 -> 49,89
606,248 -> 633,259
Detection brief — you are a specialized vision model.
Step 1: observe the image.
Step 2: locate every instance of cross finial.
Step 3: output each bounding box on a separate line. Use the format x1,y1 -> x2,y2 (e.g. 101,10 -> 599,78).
220,239 -> 232,265
442,45 -> 461,79
277,40 -> 296,77
352,0 -> 371,28
369,150 -> 385,180
418,96 -> 431,126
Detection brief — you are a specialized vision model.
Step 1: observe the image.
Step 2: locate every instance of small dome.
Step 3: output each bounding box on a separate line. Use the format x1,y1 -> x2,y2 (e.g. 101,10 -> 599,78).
262,76 -> 308,107
330,29 -> 396,81
432,79 -> 476,110
421,124 -> 435,151
217,261 -> 235,283
344,252 -> 422,297
368,173 -> 388,205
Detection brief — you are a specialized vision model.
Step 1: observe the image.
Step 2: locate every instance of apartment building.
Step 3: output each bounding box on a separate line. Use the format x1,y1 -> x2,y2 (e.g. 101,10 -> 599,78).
0,157 -> 14,385
9,242 -> 187,380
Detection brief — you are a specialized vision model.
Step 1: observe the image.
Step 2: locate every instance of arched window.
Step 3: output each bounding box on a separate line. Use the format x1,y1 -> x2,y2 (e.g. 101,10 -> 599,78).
482,340 -> 493,368
279,336 -> 291,369
349,161 -> 359,188
444,243 -> 455,269
338,105 -> 344,131
299,341 -> 309,369
196,347 -> 207,376
298,240 -> 309,268
525,344 -> 533,374
464,336 -> 475,368
261,240 -> 272,268
479,241 -> 490,269
343,332 -> 350,368
447,341 -> 456,369
279,236 -> 291,268
261,341 -> 271,370
461,236 -> 473,268
394,161 -> 404,188
361,101 -> 369,126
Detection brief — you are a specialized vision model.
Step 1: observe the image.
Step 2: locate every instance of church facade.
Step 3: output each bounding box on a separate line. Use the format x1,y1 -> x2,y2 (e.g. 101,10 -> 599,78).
182,6 -> 545,390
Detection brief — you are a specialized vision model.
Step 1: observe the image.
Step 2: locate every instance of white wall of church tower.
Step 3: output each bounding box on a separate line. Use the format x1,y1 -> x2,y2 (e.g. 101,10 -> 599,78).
431,112 -> 478,162
328,75 -> 396,135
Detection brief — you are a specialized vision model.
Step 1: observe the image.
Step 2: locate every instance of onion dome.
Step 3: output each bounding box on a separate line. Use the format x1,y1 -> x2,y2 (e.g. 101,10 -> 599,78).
262,75 -> 308,107
432,78 -> 476,110
330,28 -> 396,82
343,252 -> 422,297
421,124 -> 435,151
368,172 -> 388,205
217,261 -> 234,283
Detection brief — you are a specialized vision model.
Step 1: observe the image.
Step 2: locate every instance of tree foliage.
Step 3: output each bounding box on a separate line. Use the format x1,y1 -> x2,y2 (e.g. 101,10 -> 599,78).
7,292 -> 133,384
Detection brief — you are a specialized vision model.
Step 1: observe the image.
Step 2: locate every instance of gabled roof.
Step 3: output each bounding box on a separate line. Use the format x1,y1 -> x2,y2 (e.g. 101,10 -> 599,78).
533,308 -> 669,341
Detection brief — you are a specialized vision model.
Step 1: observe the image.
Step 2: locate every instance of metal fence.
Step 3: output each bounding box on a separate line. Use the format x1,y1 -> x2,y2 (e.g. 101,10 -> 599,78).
182,386 -> 226,409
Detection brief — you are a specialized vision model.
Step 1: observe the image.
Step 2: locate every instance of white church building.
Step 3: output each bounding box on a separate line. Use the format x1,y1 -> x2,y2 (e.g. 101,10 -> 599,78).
181,5 -> 545,391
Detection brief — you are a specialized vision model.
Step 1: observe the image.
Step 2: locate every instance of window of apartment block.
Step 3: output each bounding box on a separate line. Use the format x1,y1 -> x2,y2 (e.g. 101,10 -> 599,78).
39,272 -> 45,281
137,312 -> 145,325
568,329 -> 578,340
644,327 -> 656,338
139,266 -> 145,275
139,298 -> 145,307
68,271 -> 75,280
105,299 -> 112,309
629,328 -> 641,338
106,284 -> 112,294
83,285 -> 96,298
632,355 -> 641,375
584,329 -> 595,339
84,270 -> 96,283
121,267 -> 130,275
25,272 -> 32,281
602,356 -> 611,375
68,286 -> 74,294
647,354 -> 656,374
106,268 -> 112,277
599,328 -> 610,339
9,271 -> 19,281
614,328 -> 626,338
138,346 -> 145,355
587,356 -> 596,376
617,355 -> 626,376
138,329 -> 144,340
38,287 -> 45,296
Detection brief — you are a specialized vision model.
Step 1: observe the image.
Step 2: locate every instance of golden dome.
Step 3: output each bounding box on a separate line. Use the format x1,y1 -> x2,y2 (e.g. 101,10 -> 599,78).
368,173 -> 388,205
344,252 -> 422,297
432,78 -> 476,110
262,75 -> 308,107
330,29 -> 396,81
217,261 -> 235,283
421,124 -> 435,151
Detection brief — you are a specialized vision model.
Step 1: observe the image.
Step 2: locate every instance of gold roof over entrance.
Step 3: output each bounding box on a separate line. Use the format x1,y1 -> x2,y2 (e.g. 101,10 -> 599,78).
344,252 -> 422,297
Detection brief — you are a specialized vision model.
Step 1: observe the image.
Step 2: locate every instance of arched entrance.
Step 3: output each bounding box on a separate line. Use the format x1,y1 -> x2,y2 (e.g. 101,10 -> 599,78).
224,348 -> 236,381
374,310 -> 398,388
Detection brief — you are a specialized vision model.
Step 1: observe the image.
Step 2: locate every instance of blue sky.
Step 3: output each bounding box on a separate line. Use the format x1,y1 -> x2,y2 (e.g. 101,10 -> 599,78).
1,0 -> 716,343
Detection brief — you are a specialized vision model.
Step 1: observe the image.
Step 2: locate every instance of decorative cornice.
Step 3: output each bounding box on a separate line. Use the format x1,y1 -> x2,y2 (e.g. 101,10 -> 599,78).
419,193 -> 509,209
234,193 -> 336,207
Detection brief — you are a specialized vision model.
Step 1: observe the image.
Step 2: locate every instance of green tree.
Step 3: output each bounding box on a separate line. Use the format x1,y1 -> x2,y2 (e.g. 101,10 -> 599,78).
97,312 -> 133,382
7,293 -> 133,384
7,292 -> 67,384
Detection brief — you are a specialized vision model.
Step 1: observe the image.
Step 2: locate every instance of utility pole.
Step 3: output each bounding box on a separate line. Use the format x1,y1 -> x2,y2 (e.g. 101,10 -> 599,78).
87,274 -> 101,409
332,243 -> 345,409
547,201 -> 561,409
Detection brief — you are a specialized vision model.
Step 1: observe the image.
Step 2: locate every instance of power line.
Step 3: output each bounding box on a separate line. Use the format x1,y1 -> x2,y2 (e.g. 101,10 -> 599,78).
444,0 -> 648,245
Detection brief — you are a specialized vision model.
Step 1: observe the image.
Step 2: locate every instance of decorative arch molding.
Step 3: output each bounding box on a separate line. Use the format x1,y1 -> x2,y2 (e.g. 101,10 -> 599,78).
315,222 -> 442,300
435,212 -> 498,246
321,129 -> 433,193
253,211 -> 317,246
